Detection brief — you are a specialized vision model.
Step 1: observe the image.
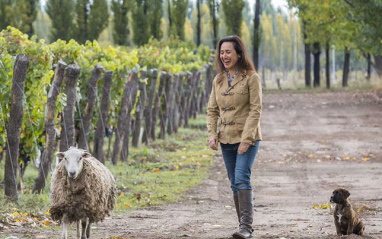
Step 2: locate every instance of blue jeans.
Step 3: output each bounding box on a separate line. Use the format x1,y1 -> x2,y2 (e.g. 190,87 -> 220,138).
220,141 -> 260,196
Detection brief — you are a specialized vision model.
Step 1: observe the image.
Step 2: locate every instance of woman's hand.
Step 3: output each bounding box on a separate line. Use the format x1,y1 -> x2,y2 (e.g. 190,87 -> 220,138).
238,142 -> 250,154
209,137 -> 218,150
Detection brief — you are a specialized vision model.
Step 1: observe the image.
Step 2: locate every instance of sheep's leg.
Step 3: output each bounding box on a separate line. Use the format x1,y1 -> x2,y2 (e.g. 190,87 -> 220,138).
77,220 -> 82,239
81,218 -> 89,239
62,213 -> 69,239
86,222 -> 92,238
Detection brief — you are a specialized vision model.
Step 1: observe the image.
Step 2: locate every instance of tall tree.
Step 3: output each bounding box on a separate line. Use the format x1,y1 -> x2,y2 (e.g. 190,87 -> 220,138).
196,0 -> 201,46
132,0 -> 150,46
0,0 -> 12,30
207,0 -> 219,47
312,42 -> 320,87
111,0 -> 130,45
169,0 -> 188,40
252,0 -> 261,70
74,0 -> 109,44
46,0 -> 75,41
149,0 -> 163,40
221,0 -> 245,36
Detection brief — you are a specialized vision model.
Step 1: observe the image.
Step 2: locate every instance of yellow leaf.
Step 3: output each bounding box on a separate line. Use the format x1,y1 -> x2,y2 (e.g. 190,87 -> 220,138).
135,150 -> 139,153
15,219 -> 21,223
142,203 -> 146,206
175,165 -> 179,169
308,154 -> 313,158
13,212 -> 20,217
46,209 -> 50,215
22,213 -> 28,216
22,218 -> 27,222
0,147 -> 2,153
119,193 -> 125,197
154,168 -> 160,172
43,220 -> 50,226
125,204 -> 130,208
312,205 -> 319,209
363,157 -> 369,161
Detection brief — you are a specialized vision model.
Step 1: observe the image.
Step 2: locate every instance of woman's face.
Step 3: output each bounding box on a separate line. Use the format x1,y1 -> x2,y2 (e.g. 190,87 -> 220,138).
220,42 -> 239,71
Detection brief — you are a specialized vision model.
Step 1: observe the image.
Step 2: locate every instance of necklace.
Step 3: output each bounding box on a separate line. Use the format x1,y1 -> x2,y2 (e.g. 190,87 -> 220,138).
227,69 -> 239,87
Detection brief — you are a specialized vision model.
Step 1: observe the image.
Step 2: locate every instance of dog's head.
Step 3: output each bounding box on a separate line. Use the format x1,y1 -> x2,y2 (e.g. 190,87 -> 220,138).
330,188 -> 350,204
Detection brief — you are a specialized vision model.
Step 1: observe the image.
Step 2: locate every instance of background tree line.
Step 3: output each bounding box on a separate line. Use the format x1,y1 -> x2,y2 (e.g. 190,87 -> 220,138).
1,0 -> 381,88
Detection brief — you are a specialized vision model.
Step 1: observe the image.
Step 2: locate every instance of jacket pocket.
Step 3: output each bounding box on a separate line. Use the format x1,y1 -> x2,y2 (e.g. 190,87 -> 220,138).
236,116 -> 247,139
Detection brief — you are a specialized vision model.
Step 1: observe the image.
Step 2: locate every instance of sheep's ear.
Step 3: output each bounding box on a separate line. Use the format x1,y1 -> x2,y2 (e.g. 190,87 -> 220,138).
342,189 -> 350,199
56,152 -> 65,159
82,152 -> 91,158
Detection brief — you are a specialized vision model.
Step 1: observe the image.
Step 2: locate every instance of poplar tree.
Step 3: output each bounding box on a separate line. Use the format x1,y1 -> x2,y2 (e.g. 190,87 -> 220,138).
132,0 -> 150,46
149,0 -> 163,40
207,0 -> 219,47
0,0 -> 12,30
74,0 -> 109,44
170,0 -> 188,40
111,0 -> 130,45
221,0 -> 245,36
46,0 -> 75,41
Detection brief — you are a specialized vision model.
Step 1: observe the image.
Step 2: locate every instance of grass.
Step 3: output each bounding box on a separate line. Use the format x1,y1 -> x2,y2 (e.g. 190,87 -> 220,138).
0,114 -> 214,223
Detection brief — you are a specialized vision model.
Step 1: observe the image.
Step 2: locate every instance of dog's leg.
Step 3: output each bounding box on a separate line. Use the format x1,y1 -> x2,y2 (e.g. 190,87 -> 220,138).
86,221 -> 92,239
62,213 -> 69,239
347,210 -> 356,235
334,211 -> 342,235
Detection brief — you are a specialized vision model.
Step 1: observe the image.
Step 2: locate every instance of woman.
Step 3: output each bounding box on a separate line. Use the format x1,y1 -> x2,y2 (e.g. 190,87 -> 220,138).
207,35 -> 262,239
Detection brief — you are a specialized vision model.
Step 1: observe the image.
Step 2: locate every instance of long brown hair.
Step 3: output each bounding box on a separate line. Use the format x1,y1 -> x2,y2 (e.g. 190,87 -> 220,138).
214,35 -> 255,74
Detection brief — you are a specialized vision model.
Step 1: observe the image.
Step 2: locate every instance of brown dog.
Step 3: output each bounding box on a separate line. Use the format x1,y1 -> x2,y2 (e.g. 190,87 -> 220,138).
330,188 -> 365,236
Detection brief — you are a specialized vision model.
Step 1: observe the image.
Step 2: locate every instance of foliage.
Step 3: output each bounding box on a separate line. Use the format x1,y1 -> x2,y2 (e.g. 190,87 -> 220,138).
132,0 -> 150,46
169,0 -> 189,40
111,0 -> 130,46
221,0 -> 245,36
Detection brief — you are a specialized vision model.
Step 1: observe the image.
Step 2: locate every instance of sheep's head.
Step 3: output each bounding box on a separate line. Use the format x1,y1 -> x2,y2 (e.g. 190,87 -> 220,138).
56,147 -> 91,179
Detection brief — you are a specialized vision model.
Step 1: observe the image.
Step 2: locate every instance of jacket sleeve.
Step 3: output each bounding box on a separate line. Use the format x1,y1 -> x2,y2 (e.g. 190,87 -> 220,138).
241,73 -> 262,144
207,76 -> 220,140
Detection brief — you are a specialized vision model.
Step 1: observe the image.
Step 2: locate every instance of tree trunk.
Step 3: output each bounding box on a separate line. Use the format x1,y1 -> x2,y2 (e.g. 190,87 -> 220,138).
151,71 -> 167,140
303,22 -> 311,87
325,41 -> 330,89
173,74 -> 181,133
373,54 -> 382,79
366,53 -> 371,80
166,73 -> 175,135
178,72 -> 186,127
159,72 -> 169,139
183,72 -> 193,127
93,71 -> 113,164
342,47 -> 351,87
111,71 -> 138,164
167,0 -> 172,35
196,0 -> 201,46
313,42 -> 320,88
59,64 -> 81,153
4,54 -> 29,201
32,61 -> 67,193
77,65 -> 104,150
142,69 -> 158,145
132,70 -> 147,147
120,69 -> 139,161
253,0 -> 261,70
209,0 -> 218,47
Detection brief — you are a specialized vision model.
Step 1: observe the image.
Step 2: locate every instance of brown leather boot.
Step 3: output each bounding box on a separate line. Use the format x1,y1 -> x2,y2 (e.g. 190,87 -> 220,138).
234,194 -> 240,223
232,190 -> 253,239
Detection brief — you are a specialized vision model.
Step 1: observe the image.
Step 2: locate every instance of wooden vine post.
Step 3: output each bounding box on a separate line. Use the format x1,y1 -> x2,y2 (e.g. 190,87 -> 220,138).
32,60 -> 67,193
93,71 -> 113,164
132,70 -> 147,147
4,54 -> 30,201
78,65 -> 104,151
59,64 -> 81,153
142,69 -> 158,145
151,71 -> 167,140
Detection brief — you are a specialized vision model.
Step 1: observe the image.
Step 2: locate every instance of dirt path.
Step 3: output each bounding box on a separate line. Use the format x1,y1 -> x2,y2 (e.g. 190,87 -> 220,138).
3,90 -> 382,239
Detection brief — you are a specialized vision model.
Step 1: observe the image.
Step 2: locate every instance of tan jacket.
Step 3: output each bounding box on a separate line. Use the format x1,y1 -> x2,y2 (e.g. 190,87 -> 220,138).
207,69 -> 262,145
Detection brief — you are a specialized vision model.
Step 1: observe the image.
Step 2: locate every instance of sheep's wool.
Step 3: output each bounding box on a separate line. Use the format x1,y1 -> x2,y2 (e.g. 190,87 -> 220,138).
50,154 -> 116,223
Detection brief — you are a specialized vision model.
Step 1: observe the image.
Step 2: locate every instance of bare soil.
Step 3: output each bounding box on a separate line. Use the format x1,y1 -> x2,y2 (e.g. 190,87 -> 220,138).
3,90 -> 382,239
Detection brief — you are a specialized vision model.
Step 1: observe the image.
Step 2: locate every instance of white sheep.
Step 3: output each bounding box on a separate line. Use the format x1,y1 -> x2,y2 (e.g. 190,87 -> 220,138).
49,147 -> 116,239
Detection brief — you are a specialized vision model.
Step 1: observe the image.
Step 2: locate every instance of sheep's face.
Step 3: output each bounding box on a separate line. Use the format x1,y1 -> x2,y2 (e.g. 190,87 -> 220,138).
56,148 -> 91,179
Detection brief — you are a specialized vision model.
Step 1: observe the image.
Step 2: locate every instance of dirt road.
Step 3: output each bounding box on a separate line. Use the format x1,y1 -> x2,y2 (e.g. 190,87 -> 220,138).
4,90 -> 382,238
